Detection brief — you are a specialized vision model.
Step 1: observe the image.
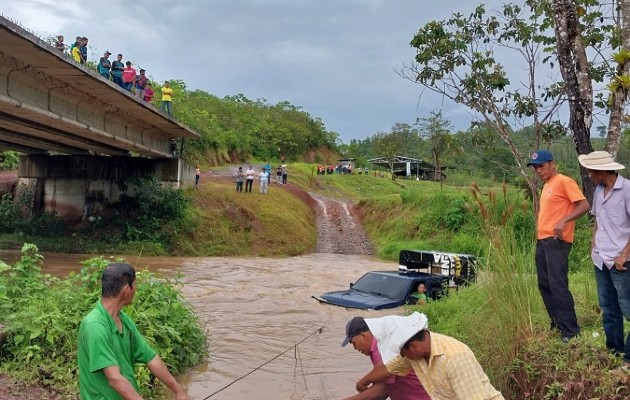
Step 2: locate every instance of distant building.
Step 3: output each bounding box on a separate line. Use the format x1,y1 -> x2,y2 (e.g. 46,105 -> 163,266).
367,156 -> 446,181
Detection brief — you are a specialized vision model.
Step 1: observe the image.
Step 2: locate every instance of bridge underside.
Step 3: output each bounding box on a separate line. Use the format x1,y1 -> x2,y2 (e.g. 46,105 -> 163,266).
0,18 -> 199,157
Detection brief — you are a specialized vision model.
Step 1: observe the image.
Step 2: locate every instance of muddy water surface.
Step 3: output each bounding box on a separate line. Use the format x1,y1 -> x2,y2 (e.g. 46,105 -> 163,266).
0,251 -> 402,400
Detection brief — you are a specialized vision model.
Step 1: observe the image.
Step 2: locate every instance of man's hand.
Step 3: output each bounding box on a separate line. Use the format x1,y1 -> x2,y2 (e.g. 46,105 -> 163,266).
356,377 -> 370,392
553,220 -> 566,240
175,391 -> 188,400
613,254 -> 628,272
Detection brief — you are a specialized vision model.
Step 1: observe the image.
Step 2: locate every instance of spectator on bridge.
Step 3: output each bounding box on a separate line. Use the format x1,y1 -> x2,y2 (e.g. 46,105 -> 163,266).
169,139 -> 177,158
69,36 -> 80,53
161,81 -> 173,116
135,69 -> 148,100
55,35 -> 65,52
122,61 -> 137,92
111,54 -> 125,88
98,51 -> 112,80
79,37 -> 88,64
144,83 -> 154,102
71,38 -> 82,63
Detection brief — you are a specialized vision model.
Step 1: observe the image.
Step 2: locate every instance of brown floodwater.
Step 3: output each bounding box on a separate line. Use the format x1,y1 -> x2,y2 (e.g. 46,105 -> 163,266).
0,250 -> 403,400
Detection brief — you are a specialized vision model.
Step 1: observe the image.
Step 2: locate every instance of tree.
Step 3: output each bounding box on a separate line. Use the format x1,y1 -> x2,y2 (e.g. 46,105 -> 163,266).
401,4 -> 565,212
373,131 -> 403,179
416,111 -> 455,183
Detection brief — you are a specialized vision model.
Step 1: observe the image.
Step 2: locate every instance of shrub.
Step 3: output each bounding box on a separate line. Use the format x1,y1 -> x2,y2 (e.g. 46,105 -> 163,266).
0,244 -> 207,397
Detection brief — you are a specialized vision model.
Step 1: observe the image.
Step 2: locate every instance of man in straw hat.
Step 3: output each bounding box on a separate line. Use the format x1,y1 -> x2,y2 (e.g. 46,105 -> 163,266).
527,149 -> 590,343
354,312 -> 503,400
578,150 -> 630,370
341,316 -> 430,399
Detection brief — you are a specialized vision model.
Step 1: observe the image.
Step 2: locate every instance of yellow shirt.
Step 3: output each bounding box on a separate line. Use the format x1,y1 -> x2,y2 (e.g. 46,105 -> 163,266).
72,46 -> 81,63
537,173 -> 586,242
386,332 -> 504,400
161,87 -> 173,102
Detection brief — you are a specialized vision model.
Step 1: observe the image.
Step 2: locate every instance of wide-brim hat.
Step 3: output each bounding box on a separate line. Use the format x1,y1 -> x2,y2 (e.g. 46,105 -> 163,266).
578,151 -> 625,171
365,312 -> 428,363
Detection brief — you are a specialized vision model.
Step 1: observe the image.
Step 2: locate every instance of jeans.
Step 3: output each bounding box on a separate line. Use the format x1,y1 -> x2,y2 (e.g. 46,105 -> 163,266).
236,181 -> 243,192
162,101 -> 172,116
100,72 -> 110,80
535,238 -> 580,338
245,179 -> 253,193
112,75 -> 123,88
123,82 -> 133,91
594,264 -> 630,362
259,179 -> 268,194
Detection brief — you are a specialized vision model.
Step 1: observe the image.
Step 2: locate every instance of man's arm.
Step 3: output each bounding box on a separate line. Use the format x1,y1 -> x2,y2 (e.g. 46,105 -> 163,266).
342,382 -> 388,400
146,355 -> 188,400
356,362 -> 392,393
103,365 -> 143,400
554,199 -> 590,239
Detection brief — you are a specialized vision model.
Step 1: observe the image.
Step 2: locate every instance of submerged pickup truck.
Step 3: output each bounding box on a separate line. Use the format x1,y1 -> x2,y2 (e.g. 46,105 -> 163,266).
313,250 -> 477,310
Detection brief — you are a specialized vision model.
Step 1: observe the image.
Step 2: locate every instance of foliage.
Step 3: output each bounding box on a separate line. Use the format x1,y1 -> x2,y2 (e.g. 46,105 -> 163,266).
0,244 -> 207,397
117,177 -> 193,247
0,151 -> 19,170
155,84 -> 339,165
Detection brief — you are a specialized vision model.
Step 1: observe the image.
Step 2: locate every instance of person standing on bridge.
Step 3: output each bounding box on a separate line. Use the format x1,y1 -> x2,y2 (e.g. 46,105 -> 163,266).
98,51 -> 112,80
135,69 -> 148,100
161,81 -> 174,116
78,263 -> 188,400
79,37 -> 88,64
111,54 -> 125,88
122,61 -> 137,92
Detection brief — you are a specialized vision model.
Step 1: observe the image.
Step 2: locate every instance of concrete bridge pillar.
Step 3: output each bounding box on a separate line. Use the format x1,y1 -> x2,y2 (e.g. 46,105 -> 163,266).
15,155 -> 194,222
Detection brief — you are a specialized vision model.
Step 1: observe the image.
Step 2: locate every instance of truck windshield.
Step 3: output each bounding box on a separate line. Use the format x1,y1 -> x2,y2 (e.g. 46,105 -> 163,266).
352,273 -> 408,300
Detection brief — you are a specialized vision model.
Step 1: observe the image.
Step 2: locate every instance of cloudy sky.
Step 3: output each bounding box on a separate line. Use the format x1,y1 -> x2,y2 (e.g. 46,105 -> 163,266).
2,0 -> 502,143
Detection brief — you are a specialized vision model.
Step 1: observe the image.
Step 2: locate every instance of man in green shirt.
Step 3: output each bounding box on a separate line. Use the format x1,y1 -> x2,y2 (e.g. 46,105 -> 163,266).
78,263 -> 187,399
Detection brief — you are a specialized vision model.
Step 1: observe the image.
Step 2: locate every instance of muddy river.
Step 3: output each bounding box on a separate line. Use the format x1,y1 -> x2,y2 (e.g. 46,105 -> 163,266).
0,251 -> 403,400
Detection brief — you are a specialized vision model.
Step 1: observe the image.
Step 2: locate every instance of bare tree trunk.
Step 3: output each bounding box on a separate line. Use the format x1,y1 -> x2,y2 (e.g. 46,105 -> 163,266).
606,0 -> 630,157
552,0 -> 595,202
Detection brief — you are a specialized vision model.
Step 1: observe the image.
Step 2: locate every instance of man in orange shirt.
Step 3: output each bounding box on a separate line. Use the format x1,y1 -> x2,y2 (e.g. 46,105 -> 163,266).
528,150 -> 590,343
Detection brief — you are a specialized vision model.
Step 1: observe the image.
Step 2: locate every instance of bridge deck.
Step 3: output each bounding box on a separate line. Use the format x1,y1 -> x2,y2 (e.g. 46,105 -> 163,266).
0,17 -> 199,158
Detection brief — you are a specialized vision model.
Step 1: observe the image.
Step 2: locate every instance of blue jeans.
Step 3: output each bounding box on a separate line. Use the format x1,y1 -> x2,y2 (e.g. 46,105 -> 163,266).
594,264 -> 630,362
162,101 -> 172,116
112,75 -> 123,88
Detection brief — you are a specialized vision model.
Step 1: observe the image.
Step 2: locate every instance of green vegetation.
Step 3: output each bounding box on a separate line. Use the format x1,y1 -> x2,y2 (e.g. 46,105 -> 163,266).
0,244 -> 207,397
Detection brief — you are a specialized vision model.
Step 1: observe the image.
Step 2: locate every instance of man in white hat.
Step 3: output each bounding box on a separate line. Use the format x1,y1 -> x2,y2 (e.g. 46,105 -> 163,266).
355,312 -> 503,400
578,150 -> 630,370
341,316 -> 430,400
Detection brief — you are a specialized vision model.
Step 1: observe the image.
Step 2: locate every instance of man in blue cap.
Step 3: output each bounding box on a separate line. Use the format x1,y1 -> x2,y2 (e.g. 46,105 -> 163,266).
528,149 -> 590,343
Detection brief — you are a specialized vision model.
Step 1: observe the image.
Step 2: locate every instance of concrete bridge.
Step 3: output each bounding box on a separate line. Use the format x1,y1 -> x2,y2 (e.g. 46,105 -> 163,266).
0,16 -> 201,221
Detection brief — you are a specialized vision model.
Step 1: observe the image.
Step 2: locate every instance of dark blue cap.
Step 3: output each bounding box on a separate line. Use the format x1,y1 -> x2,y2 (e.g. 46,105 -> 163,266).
527,150 -> 554,166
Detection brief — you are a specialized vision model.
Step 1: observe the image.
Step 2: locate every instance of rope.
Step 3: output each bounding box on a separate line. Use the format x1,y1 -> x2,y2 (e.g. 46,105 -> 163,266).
201,326 -> 324,399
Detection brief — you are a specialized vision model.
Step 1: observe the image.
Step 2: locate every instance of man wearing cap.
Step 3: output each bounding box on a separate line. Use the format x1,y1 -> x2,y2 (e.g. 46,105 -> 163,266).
578,151 -> 630,369
341,316 -> 430,400
98,51 -> 112,80
528,149 -> 589,342
355,312 -> 503,400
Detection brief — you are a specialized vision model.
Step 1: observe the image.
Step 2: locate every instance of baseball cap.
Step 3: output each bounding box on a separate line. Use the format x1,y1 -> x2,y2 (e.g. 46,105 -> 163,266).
365,312 -> 429,363
104,51 -> 111,55
341,317 -> 369,347
527,150 -> 554,166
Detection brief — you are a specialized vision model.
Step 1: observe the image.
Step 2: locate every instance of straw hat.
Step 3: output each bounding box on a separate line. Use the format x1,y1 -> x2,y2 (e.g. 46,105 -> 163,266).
578,151 -> 625,171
